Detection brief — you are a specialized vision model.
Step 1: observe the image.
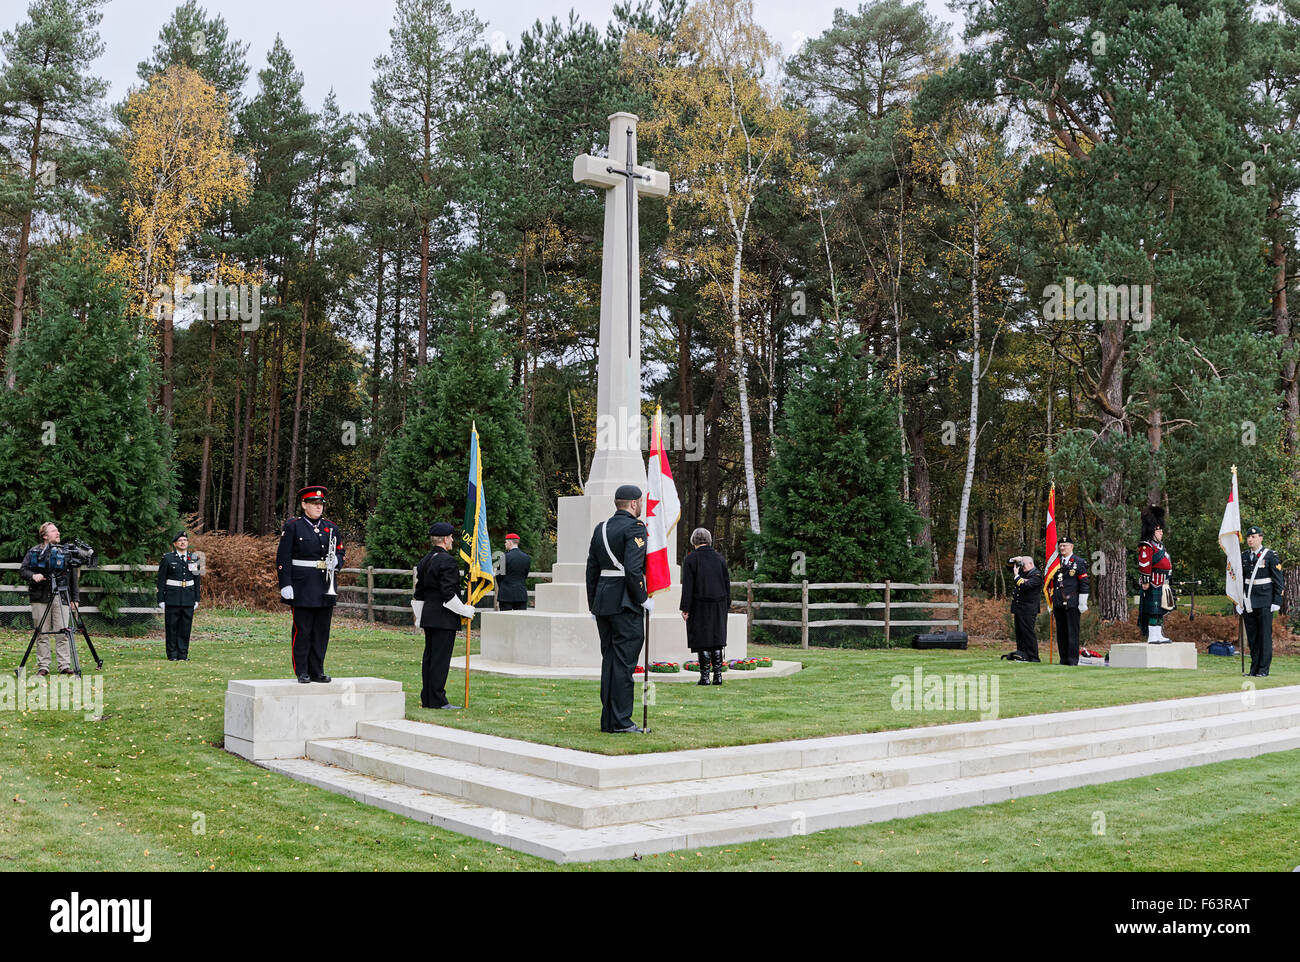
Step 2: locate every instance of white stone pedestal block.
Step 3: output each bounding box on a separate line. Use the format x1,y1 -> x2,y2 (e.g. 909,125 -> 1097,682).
1108,642 -> 1198,670
224,677 -> 405,761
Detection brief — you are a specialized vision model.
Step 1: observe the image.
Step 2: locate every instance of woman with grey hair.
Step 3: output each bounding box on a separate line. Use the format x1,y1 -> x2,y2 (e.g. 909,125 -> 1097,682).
680,527 -> 731,685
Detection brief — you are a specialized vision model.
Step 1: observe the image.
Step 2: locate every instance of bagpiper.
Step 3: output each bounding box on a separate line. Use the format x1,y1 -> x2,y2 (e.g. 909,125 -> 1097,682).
156,531 -> 201,660
1136,505 -> 1173,644
276,485 -> 345,683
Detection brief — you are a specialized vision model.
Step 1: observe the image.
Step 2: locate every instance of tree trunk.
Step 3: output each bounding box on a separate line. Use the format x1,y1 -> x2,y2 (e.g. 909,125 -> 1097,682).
907,415 -> 932,550
236,331 -> 261,532
703,342 -> 727,535
6,104 -> 43,390
227,331 -> 245,531
732,244 -> 760,535
953,211 -> 981,590
370,245 -> 385,510
197,317 -> 217,530
418,222 -> 429,366
1096,308 -> 1128,622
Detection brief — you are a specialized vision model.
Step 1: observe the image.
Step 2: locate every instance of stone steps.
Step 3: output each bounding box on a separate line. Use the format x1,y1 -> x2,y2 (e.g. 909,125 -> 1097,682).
265,722 -> 1300,863
305,698 -> 1300,830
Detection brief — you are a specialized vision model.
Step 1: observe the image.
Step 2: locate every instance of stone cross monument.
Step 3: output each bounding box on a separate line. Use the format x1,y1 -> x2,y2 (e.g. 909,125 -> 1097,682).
477,112 -> 746,670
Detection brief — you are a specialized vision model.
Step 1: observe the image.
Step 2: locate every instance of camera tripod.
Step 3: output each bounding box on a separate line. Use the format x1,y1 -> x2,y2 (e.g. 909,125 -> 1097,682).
14,580 -> 103,678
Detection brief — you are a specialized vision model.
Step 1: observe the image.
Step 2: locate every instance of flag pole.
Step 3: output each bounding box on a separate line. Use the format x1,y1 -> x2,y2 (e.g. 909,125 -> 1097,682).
465,616 -> 472,707
642,608 -> 650,732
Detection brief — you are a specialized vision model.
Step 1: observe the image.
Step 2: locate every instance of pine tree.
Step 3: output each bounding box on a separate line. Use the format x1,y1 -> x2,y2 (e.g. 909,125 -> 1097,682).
755,327 -> 925,586
0,239 -> 177,612
366,286 -> 545,571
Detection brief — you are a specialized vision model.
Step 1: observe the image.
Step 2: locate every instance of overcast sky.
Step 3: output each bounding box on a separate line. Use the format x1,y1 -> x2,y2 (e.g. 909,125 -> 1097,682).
84,0 -> 964,116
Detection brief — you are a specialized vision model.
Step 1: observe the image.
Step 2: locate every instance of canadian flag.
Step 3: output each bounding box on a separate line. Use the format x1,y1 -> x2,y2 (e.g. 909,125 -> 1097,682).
645,405 -> 680,595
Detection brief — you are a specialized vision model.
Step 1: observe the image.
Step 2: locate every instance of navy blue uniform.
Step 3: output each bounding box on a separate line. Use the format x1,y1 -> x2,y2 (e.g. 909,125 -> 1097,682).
497,547 -> 531,610
585,510 -> 648,732
156,550 -> 201,660
1011,566 -> 1043,661
414,545 -> 464,706
1241,546 -> 1285,676
276,515 -> 345,678
1050,555 -> 1089,665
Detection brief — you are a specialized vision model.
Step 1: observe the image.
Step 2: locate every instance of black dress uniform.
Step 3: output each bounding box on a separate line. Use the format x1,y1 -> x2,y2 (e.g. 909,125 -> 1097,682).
156,534 -> 200,660
1051,553 -> 1090,666
415,523 -> 472,708
1010,562 -> 1043,662
585,488 -> 649,733
276,486 -> 345,682
1241,530 -> 1285,677
680,544 -> 731,684
497,542 -> 531,611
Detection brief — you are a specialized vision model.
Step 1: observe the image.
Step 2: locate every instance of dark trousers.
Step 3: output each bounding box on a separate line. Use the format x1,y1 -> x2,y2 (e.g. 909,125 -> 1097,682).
1243,608 -> 1273,676
164,605 -> 194,659
1053,606 -> 1080,665
596,610 -> 644,731
421,627 -> 456,707
498,600 -> 526,611
1012,608 -> 1039,661
291,606 -> 333,678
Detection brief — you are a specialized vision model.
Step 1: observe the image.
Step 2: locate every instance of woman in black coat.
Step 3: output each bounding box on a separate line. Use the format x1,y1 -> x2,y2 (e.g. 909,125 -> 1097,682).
680,527 -> 731,685
413,522 -> 476,709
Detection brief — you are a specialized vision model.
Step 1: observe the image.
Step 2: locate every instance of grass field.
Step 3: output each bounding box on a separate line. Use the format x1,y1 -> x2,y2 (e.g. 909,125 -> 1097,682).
1,610 -> 1297,871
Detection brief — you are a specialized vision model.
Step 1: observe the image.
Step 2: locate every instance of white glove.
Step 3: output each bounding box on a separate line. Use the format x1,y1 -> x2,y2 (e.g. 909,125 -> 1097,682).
1271,604 -> 1280,613
642,598 -> 655,613
157,601 -> 166,611
193,603 -> 198,610
1236,604 -> 1244,615
1078,597 -> 1088,613
444,596 -> 476,619
280,586 -> 293,601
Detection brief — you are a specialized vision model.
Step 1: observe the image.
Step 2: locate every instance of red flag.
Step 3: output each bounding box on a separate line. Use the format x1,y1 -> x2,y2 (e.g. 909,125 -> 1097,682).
1043,483 -> 1059,602
645,406 -> 680,595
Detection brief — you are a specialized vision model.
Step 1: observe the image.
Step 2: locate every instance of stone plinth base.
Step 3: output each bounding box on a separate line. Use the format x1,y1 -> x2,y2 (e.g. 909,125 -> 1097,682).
1108,642 -> 1198,670
478,610 -> 747,668
224,677 -> 405,760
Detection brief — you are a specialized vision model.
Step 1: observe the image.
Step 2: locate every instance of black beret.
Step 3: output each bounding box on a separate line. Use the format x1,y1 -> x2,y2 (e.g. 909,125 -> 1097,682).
172,531 -> 188,543
1246,525 -> 1263,536
615,484 -> 642,501
429,522 -> 455,537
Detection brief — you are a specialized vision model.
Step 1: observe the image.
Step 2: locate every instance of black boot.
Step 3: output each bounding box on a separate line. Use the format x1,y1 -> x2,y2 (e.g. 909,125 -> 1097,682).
711,649 -> 724,685
697,651 -> 710,685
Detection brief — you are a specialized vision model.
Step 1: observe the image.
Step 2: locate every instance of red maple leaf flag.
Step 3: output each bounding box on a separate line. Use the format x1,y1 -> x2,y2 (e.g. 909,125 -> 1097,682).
1220,468 -> 1244,607
645,405 -> 680,595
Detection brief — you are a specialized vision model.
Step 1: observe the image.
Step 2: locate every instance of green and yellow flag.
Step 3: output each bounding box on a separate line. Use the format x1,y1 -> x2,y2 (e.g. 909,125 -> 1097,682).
459,421 -> 494,606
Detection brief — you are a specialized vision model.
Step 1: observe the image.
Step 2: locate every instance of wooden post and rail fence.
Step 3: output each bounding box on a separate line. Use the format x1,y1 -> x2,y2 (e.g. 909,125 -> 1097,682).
3,563 -> 964,646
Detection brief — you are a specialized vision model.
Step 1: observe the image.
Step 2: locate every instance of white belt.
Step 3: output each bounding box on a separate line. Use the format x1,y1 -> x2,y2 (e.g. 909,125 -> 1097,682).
600,569 -> 623,578
165,579 -> 193,587
292,559 -> 329,570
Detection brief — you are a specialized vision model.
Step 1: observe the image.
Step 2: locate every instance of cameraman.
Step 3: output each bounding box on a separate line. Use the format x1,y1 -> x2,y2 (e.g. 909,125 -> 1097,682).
1009,556 -> 1043,662
19,521 -> 80,676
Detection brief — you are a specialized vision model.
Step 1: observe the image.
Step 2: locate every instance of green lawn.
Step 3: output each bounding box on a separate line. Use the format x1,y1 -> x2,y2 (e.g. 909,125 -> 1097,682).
1,610 -> 1296,871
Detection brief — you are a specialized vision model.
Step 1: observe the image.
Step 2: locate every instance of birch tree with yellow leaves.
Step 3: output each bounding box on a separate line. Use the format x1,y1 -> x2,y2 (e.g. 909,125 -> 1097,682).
121,62 -> 248,421
627,0 -> 807,536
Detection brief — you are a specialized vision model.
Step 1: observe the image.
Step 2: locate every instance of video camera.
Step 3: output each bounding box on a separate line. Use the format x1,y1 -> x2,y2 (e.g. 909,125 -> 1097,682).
39,539 -> 97,575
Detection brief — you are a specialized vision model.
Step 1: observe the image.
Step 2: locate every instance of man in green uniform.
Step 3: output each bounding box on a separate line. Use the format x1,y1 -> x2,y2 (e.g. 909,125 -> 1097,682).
156,532 -> 201,661
585,484 -> 652,733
